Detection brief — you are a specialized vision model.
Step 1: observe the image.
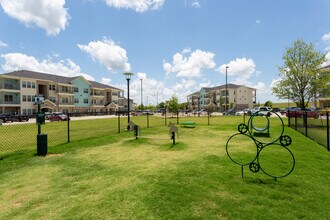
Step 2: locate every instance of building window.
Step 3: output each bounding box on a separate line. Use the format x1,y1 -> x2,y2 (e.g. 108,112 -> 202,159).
62,97 -> 69,104
23,109 -> 27,114
74,87 -> 79,93
84,98 -> 88,104
22,95 -> 27,102
4,95 -> 13,102
74,98 -> 79,103
49,84 -> 56,91
27,82 -> 31,88
27,95 -> 32,102
84,88 -> 88,93
49,97 -> 56,103
62,86 -> 70,93
22,81 -> 27,88
32,82 -> 36,88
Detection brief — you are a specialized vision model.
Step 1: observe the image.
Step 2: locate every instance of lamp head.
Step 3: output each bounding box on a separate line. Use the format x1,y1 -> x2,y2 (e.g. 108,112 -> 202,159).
123,72 -> 133,80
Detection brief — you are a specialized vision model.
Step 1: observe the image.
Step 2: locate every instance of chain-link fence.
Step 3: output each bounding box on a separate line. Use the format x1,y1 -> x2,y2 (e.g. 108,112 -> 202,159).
0,111 -> 233,159
288,111 -> 329,151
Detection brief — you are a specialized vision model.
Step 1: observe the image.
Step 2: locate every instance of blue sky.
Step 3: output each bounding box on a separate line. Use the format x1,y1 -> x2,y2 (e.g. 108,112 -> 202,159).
1,0 -> 330,105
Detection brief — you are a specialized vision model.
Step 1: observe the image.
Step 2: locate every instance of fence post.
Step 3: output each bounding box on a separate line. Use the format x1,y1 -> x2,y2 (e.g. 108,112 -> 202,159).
294,111 -> 297,130
305,111 -> 308,137
118,112 -> 120,134
67,113 -> 70,143
164,109 -> 167,126
147,113 -> 149,128
327,112 -> 329,151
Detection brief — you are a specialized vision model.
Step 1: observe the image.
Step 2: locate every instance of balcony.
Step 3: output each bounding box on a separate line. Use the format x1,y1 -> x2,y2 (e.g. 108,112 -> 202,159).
90,92 -> 104,96
0,79 -> 20,90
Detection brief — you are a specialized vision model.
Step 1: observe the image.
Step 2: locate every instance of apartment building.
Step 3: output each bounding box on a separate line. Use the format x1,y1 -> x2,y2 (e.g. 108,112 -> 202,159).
319,65 -> 330,108
187,83 -> 256,111
0,70 -> 124,114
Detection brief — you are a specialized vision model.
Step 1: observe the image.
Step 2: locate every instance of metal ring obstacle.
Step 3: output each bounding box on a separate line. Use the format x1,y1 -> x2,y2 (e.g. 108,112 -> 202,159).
226,111 -> 295,180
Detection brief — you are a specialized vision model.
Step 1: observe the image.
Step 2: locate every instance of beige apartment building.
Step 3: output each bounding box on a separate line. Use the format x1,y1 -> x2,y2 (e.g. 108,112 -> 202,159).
319,65 -> 330,108
0,70 -> 124,115
187,83 -> 256,111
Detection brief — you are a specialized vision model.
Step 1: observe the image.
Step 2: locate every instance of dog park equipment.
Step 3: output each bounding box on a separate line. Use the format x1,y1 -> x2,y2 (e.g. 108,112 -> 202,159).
226,111 -> 295,180
248,112 -> 270,137
168,122 -> 179,145
128,121 -> 141,139
35,95 -> 47,156
180,121 -> 196,128
127,121 -> 179,146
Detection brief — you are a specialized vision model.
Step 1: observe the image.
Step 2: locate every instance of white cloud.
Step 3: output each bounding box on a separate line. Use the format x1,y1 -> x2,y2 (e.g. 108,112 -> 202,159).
255,20 -> 261,24
185,0 -> 200,8
325,52 -> 330,66
173,79 -> 197,91
321,32 -> 330,66
0,41 -> 8,48
125,72 -> 165,106
116,73 -> 197,105
1,53 -> 94,80
217,58 -> 256,84
182,48 -> 191,54
101,77 -> 111,85
0,0 -> 69,36
163,49 -> 216,78
199,81 -> 212,88
105,0 -> 164,13
322,32 -> 330,43
78,38 -> 131,73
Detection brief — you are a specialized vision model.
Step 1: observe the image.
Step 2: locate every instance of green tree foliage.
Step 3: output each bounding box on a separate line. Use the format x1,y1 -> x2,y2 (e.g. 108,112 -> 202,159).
264,101 -> 273,108
272,39 -> 328,110
157,102 -> 165,110
179,102 -> 187,111
137,104 -> 144,110
167,95 -> 180,113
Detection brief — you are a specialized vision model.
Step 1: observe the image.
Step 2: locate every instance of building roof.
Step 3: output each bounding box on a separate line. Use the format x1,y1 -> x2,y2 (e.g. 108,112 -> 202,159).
188,83 -> 256,96
3,70 -> 121,91
204,83 -> 256,92
321,65 -> 330,70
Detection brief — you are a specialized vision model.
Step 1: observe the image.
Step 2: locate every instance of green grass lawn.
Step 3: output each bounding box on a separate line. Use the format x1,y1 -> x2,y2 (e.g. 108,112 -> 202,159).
0,116 -> 329,219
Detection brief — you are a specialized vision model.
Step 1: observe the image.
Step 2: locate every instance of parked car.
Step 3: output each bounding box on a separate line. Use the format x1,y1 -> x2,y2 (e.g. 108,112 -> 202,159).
285,109 -> 319,119
142,110 -> 154,115
223,109 -> 236,116
319,107 -> 330,116
235,109 -> 251,116
131,111 -> 143,116
251,106 -> 271,114
251,106 -> 271,116
0,114 -> 14,123
48,113 -> 68,122
13,114 -> 30,122
272,107 -> 281,113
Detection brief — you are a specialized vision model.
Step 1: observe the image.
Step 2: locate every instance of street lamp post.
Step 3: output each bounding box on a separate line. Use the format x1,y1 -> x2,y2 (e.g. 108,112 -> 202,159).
124,72 -> 133,125
225,66 -> 229,112
140,78 -> 143,110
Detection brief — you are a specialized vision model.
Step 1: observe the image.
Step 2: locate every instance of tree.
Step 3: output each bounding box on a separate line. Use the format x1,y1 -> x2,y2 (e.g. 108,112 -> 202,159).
272,39 -> 328,110
179,102 -> 187,111
264,101 -> 273,108
167,95 -> 180,114
157,102 -> 165,110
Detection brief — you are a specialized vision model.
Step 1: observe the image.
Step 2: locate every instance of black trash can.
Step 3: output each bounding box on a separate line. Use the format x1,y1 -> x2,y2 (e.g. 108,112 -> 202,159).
37,134 -> 48,156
